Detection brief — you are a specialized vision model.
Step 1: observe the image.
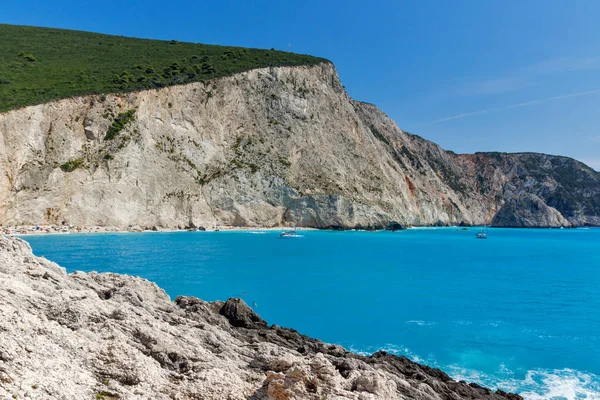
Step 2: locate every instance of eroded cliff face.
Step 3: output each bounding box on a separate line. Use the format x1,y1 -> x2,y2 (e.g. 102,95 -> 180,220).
355,103 -> 600,227
0,63 -> 598,228
0,234 -> 522,399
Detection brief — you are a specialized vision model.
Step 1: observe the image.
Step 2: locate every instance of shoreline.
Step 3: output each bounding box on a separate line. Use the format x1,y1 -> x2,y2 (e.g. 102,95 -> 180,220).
4,224 -> 595,237
2,225 -> 320,236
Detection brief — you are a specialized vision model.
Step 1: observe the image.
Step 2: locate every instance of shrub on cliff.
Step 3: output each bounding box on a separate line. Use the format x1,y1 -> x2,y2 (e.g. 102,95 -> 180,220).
59,158 -> 84,172
104,110 -> 136,140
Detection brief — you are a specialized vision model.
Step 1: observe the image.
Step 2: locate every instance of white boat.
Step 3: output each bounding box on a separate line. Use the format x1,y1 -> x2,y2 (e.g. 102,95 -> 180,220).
475,224 -> 488,239
279,199 -> 303,238
279,230 -> 300,238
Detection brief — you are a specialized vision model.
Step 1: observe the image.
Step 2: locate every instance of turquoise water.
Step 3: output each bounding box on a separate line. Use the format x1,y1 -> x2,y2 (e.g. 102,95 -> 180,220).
23,228 -> 600,399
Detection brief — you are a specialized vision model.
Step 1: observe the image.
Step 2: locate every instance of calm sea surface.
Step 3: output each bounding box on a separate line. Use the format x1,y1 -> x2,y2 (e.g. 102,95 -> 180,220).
23,228 -> 600,399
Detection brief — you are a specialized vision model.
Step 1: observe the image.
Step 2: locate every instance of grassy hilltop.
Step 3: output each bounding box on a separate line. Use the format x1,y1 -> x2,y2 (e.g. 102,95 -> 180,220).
0,24 -> 329,112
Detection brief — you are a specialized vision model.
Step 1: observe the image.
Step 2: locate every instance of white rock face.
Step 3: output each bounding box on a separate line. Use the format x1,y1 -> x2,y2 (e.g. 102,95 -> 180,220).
0,63 -> 598,228
0,235 -> 522,399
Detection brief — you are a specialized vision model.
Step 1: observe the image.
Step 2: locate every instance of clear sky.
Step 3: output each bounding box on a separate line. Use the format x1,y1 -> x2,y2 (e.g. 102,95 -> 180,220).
3,1 -> 600,169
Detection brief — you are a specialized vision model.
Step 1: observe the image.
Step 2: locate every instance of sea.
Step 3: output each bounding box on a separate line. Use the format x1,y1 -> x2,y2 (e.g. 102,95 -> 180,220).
22,227 -> 600,400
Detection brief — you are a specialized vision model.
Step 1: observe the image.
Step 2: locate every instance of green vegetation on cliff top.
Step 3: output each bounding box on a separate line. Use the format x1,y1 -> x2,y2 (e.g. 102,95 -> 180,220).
0,24 -> 329,112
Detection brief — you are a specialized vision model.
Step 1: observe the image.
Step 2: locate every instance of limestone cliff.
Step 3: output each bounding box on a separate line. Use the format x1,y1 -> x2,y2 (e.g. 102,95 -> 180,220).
0,234 -> 522,399
0,63 -> 598,228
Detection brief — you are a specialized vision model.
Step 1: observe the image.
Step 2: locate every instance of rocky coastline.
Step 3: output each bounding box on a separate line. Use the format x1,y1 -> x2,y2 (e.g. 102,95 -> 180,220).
0,234 -> 523,399
1,64 -> 598,231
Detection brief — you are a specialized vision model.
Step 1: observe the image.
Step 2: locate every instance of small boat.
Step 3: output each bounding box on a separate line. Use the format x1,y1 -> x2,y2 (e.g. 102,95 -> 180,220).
475,224 -> 488,239
279,230 -> 300,238
279,199 -> 302,238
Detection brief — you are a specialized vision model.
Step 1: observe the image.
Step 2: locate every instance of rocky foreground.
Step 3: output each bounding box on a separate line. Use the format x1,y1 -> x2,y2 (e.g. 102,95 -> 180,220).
0,235 -> 522,400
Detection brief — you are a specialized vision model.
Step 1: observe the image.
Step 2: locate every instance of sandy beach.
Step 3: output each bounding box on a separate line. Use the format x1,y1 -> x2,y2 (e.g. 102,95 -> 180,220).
2,224 -> 312,236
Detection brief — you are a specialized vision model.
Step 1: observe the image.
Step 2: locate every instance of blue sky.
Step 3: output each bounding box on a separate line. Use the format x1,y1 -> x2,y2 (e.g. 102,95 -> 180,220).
3,1 -> 600,169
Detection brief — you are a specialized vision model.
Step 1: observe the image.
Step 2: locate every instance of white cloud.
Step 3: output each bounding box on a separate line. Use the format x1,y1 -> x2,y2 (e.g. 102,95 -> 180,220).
419,88 -> 600,127
455,56 -> 600,98
460,77 -> 527,96
527,56 -> 600,75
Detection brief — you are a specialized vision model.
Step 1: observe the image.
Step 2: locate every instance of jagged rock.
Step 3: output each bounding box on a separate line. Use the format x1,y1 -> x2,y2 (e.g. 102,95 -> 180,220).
491,193 -> 571,227
219,297 -> 268,329
0,65 -> 598,229
0,234 -> 523,399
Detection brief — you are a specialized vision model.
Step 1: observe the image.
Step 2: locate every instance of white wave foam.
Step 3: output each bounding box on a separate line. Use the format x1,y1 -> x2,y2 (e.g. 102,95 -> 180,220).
378,344 -> 428,364
405,320 -> 438,326
519,369 -> 600,400
449,365 -> 600,400
345,343 -> 428,365
481,320 -> 503,327
347,347 -> 370,357
452,320 -> 473,326
344,344 -> 600,400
